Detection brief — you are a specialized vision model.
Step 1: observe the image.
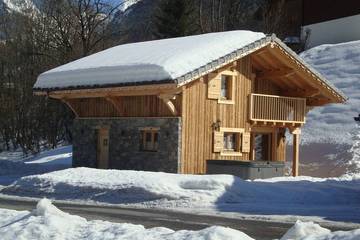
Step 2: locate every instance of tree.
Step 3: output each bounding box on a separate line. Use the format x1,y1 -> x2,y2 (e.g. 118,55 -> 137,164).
153,0 -> 197,39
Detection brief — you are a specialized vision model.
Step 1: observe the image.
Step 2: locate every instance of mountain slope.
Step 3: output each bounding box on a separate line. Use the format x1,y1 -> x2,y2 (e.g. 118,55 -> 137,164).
298,40 -> 360,176
301,40 -> 360,145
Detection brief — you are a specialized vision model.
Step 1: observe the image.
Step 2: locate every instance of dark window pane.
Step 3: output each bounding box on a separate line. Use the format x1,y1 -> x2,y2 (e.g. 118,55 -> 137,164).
145,132 -> 152,142
154,132 -> 158,142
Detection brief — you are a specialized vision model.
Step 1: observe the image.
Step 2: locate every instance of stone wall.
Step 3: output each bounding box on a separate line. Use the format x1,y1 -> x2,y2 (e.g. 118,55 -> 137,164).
72,118 -> 181,173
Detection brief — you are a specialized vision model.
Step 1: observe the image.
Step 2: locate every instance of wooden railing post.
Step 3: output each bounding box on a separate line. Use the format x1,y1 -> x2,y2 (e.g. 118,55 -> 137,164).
249,93 -> 306,125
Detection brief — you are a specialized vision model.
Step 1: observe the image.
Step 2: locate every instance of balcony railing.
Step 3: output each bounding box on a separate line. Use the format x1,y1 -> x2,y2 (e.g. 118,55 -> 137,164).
249,93 -> 306,124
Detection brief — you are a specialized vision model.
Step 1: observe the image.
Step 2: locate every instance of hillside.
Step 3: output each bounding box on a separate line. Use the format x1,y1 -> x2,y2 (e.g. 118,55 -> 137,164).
299,40 -> 360,176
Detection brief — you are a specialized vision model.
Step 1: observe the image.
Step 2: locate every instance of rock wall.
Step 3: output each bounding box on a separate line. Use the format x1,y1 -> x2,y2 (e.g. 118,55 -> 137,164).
72,118 -> 181,173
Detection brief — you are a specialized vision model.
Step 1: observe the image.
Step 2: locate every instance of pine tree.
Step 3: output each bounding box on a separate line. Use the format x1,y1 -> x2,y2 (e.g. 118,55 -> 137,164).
154,0 -> 197,39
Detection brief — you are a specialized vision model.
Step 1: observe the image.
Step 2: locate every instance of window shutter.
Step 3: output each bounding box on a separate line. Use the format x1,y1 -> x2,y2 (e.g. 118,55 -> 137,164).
242,132 -> 251,153
213,131 -> 224,152
207,73 -> 221,99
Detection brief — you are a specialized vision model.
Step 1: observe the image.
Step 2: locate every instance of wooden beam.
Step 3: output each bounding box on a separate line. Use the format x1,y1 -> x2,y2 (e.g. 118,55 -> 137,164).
282,88 -> 320,98
306,98 -> 331,106
61,98 -> 79,117
158,94 -> 178,116
292,131 -> 300,177
267,45 -> 344,103
39,83 -> 179,99
257,67 -> 294,80
105,96 -> 123,115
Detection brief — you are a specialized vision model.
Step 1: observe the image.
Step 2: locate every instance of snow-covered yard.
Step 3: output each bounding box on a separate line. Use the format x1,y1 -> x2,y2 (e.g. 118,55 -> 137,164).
0,145 -> 72,186
0,198 -> 359,240
299,40 -> 360,176
2,167 -> 360,225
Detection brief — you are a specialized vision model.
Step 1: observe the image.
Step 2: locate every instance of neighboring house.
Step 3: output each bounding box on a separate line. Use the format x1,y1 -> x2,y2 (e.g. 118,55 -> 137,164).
301,0 -> 360,48
33,31 -> 346,179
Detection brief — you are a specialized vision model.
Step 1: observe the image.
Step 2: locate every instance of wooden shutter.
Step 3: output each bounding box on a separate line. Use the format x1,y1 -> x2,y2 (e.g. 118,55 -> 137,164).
213,131 -> 224,152
207,73 -> 221,99
242,132 -> 251,153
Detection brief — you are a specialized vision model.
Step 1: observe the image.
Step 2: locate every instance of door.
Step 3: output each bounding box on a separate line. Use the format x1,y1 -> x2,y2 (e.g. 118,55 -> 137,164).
253,133 -> 272,161
97,128 -> 109,169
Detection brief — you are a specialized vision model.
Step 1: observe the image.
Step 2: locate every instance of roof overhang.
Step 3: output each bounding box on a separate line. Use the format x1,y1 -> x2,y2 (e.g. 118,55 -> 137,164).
34,34 -> 346,105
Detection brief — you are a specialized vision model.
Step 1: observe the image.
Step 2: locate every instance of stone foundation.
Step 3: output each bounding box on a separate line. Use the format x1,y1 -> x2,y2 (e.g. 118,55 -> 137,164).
72,118 -> 181,173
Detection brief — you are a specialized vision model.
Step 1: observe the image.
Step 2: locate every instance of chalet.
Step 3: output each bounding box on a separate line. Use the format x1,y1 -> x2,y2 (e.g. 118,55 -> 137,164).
33,31 -> 346,178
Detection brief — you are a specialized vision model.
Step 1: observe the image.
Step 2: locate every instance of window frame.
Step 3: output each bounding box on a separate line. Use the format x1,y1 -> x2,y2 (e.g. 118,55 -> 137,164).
139,127 -> 160,152
218,127 -> 244,156
217,70 -> 236,105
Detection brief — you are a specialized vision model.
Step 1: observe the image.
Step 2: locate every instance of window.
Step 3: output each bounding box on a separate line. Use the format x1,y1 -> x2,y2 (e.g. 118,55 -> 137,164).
220,75 -> 232,100
207,70 -> 236,104
223,132 -> 237,151
140,127 -> 159,152
213,128 -> 246,156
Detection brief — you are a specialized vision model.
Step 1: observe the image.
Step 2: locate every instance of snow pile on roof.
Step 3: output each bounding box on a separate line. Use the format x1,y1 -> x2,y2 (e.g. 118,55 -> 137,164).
300,40 -> 360,145
34,31 -> 265,90
0,198 -> 253,240
280,220 -> 360,240
3,168 -> 360,222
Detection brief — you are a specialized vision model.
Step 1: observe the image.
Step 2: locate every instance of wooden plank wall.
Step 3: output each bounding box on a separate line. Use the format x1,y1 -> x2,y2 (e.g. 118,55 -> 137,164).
254,73 -> 287,162
181,57 -> 253,174
71,95 -> 182,117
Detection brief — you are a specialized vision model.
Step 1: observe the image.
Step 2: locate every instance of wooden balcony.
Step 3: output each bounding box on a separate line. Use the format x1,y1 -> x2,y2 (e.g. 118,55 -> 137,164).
249,93 -> 306,126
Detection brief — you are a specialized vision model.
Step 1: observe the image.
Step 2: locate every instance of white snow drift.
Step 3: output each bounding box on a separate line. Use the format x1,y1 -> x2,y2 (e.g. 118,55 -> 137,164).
2,168 -> 360,222
0,198 -> 359,240
35,31 -> 265,89
0,198 -> 252,240
300,40 -> 360,145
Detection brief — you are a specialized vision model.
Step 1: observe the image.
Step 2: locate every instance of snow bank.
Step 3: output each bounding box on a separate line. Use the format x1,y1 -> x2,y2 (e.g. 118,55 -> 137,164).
300,40 -> 360,145
3,168 -> 360,211
281,220 -> 360,240
35,31 -> 265,89
0,146 -> 72,185
0,198 -> 253,240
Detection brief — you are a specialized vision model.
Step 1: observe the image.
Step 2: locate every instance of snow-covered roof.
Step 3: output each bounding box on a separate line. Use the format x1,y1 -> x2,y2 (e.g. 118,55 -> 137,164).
33,30 -> 346,101
34,31 -> 266,90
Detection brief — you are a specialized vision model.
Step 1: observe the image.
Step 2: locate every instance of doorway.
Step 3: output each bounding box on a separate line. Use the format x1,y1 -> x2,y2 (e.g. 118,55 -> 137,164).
253,132 -> 273,161
97,128 -> 109,169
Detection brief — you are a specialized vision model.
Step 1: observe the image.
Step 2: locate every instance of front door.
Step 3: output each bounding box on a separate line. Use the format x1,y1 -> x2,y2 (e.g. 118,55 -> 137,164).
97,128 -> 109,169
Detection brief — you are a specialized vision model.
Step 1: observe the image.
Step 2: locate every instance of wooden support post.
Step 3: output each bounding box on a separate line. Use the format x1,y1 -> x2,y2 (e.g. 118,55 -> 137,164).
291,127 -> 301,177
158,94 -> 178,116
61,98 -> 79,118
105,96 -> 123,115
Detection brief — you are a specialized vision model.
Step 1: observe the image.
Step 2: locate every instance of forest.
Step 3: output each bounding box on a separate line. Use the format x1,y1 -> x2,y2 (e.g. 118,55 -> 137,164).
0,0 -> 301,154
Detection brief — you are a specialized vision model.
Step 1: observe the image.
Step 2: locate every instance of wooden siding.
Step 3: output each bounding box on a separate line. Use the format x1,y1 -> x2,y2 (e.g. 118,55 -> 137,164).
254,77 -> 281,95
70,95 -> 182,118
181,58 -> 252,174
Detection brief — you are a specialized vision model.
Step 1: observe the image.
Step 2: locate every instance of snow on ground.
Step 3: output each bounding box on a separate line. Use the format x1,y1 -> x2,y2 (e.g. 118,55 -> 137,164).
298,40 -> 360,176
0,145 -> 72,185
280,220 -> 360,240
0,198 -> 359,240
300,40 -> 360,145
35,30 -> 265,89
2,168 -> 360,224
0,198 -> 252,240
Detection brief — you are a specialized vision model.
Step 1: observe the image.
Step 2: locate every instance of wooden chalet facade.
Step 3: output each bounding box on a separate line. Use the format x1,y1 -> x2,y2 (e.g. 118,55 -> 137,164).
34,31 -> 346,178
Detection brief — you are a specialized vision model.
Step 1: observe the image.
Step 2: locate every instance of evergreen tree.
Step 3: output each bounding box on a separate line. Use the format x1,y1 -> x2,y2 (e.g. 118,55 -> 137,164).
154,0 -> 197,39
